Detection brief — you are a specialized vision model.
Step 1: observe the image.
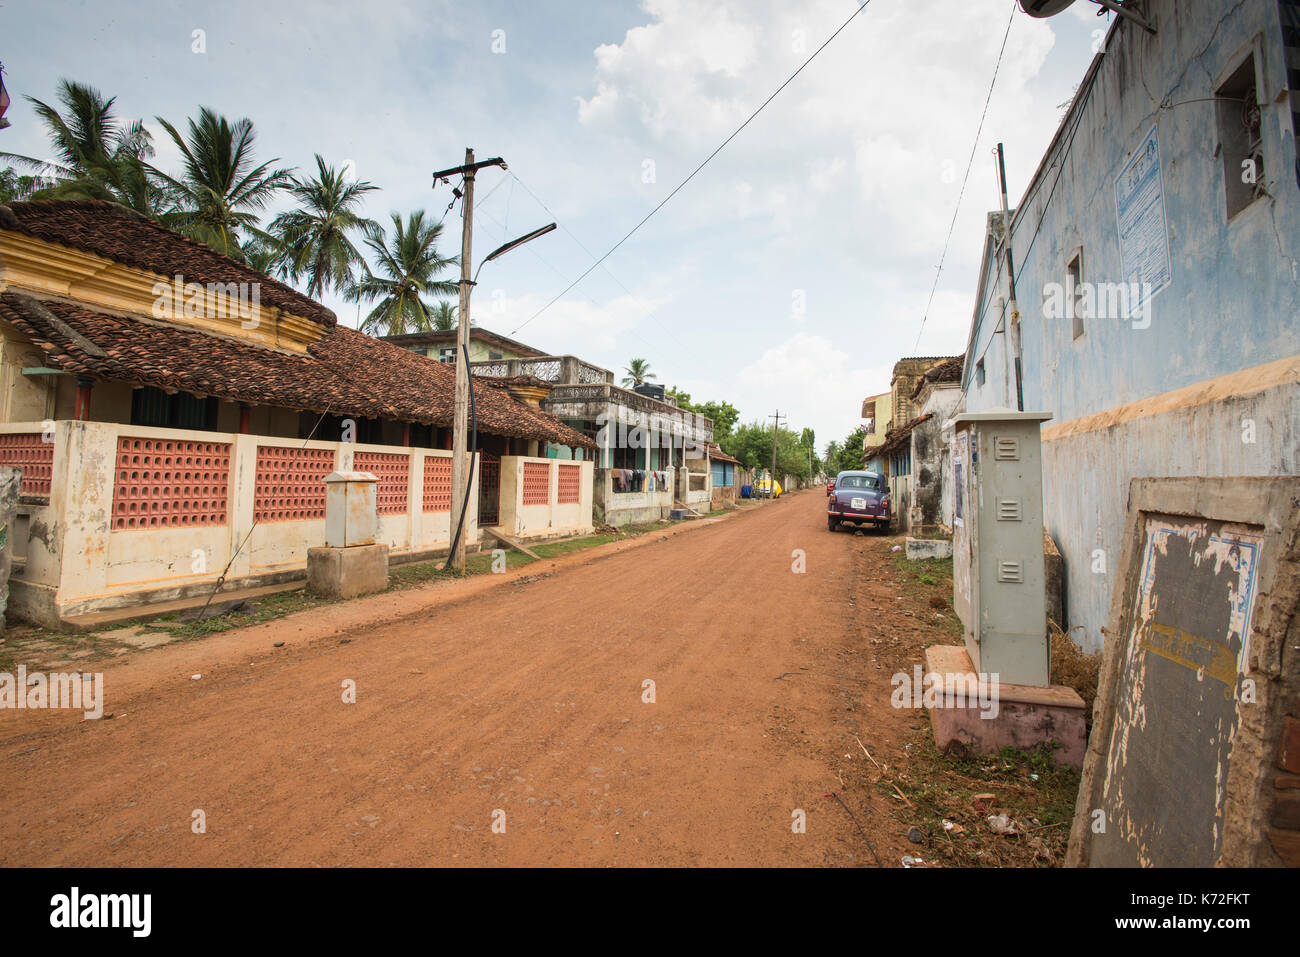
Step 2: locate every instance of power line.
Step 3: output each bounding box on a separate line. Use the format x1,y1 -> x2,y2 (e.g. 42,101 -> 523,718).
959,41 -> 1107,401
913,1 -> 1016,351
507,169 -> 686,349
510,0 -> 876,336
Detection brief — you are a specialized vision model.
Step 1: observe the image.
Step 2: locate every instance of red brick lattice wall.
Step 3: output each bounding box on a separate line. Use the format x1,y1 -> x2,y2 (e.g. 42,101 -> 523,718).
354,451 -> 410,515
557,464 -> 581,504
522,461 -> 551,506
113,437 -> 230,530
423,455 -> 452,512
254,446 -> 334,522
0,433 -> 54,496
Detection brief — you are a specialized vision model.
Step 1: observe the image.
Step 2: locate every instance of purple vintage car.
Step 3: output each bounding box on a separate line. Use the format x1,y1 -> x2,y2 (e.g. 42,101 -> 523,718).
827,470 -> 889,532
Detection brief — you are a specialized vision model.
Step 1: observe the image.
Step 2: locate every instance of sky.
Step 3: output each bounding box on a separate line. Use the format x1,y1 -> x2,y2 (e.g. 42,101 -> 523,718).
0,0 -> 1107,451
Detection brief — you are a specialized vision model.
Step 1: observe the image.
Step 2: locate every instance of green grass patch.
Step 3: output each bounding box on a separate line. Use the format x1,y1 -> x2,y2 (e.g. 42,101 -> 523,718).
891,553 -> 962,636
154,588 -> 336,640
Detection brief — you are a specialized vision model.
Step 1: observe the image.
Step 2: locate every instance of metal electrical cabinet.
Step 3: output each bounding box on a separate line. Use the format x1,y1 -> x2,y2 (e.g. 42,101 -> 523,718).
951,410 -> 1052,687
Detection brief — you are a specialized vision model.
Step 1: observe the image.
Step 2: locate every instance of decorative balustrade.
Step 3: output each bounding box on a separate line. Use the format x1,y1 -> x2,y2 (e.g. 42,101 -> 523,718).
469,354 -> 613,386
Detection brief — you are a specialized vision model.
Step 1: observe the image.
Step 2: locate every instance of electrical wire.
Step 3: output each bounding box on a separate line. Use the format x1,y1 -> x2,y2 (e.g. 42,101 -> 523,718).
510,0 -> 876,336
913,1 -> 1016,352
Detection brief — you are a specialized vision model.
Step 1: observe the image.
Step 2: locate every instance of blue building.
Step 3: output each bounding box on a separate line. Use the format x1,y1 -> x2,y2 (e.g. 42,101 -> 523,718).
960,0 -> 1300,652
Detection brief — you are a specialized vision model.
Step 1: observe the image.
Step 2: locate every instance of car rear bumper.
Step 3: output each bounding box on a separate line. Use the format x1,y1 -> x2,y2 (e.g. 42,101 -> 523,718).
828,510 -> 889,525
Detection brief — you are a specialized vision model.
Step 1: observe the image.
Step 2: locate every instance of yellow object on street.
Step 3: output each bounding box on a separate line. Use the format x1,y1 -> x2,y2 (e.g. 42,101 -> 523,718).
754,479 -> 783,498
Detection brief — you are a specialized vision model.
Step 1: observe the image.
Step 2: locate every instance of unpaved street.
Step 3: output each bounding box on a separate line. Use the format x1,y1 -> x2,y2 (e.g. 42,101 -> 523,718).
0,491 -> 941,866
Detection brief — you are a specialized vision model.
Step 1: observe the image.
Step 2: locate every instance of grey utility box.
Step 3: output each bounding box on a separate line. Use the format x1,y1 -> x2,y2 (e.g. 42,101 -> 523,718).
951,409 -> 1053,687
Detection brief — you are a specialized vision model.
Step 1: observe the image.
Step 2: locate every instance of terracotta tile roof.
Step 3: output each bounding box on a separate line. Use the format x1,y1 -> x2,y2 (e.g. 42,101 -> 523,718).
871,413 -> 932,460
909,355 -> 964,399
0,199 -> 336,326
706,443 -> 740,465
0,291 -> 594,449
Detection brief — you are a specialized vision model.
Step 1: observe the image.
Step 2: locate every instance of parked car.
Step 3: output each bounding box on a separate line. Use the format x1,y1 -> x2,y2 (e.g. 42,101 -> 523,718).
826,477 -> 836,496
827,470 -> 889,532
753,478 -> 783,499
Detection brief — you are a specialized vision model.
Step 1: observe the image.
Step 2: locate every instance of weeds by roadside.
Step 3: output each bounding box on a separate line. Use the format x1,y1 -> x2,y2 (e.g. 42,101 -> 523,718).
884,736 -> 1080,867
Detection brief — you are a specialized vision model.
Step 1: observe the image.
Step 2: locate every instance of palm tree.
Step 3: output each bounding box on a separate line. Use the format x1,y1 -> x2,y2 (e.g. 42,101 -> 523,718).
0,79 -> 167,215
344,210 -> 459,337
622,358 -> 655,387
266,155 -> 379,299
429,300 -> 458,332
150,106 -> 294,261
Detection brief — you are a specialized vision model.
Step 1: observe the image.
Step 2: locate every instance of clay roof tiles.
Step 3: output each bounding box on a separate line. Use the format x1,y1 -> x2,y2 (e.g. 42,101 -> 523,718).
0,293 -> 593,449
0,199 -> 336,327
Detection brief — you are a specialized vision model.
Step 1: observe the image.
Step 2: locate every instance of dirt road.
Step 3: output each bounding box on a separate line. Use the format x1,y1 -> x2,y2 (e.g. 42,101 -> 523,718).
0,491 -> 941,866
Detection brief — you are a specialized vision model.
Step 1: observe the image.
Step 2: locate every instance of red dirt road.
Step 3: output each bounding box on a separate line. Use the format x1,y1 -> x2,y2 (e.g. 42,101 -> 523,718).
0,491 -> 930,866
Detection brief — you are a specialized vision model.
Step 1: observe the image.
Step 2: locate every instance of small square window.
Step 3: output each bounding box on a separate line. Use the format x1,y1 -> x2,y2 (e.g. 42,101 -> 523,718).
1217,53 -> 1264,220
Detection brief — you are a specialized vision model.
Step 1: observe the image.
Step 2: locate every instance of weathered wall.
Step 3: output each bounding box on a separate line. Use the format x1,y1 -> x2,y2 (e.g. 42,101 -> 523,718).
911,383 -> 963,528
962,0 -> 1300,651
498,456 -> 594,540
1,420 -> 479,626
1043,359 -> 1298,652
1068,477 -> 1300,867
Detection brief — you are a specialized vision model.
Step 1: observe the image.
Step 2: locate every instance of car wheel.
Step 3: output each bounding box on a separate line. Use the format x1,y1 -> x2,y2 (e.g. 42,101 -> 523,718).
827,517 -> 837,532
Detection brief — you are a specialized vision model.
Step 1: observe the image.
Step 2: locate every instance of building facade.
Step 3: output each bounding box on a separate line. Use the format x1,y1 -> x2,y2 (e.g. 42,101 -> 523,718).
0,200 -> 596,627
959,0 -> 1300,653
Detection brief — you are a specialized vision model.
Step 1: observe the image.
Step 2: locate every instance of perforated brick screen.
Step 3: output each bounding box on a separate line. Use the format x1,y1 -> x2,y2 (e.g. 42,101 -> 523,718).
354,451 -> 409,515
557,463 -> 581,504
254,446 -> 334,522
0,433 -> 54,496
113,437 -> 230,530
423,455 -> 452,512
522,461 -> 550,506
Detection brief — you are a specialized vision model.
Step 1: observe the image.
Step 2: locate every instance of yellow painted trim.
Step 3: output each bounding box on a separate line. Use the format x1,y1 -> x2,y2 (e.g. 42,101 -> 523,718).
0,231 -> 326,354
1042,355 -> 1300,442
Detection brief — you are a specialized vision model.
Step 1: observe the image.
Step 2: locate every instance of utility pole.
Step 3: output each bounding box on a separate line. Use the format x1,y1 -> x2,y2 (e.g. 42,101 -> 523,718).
433,149 -> 506,572
768,409 -> 785,500
995,142 -> 1024,411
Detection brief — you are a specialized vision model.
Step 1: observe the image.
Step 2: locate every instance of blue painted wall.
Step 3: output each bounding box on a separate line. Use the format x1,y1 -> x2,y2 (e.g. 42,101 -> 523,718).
960,0 -> 1300,651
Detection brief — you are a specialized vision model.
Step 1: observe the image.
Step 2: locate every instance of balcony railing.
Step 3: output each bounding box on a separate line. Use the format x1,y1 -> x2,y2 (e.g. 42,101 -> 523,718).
470,354 -> 613,385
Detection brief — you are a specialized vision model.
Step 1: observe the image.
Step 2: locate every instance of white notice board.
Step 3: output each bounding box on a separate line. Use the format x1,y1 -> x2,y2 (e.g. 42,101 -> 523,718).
1114,125 -> 1172,309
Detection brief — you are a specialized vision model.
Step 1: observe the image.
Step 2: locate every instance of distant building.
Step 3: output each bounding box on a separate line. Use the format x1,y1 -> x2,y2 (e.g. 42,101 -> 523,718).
863,356 -> 959,532
384,327 -> 546,364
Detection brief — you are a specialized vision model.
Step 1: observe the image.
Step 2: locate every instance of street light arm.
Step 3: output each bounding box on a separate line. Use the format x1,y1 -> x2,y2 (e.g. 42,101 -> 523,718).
473,222 -> 557,283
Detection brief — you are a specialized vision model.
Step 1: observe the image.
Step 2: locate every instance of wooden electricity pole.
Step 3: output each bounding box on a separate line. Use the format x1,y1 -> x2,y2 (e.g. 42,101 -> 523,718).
768,409 -> 785,500
433,149 -> 506,572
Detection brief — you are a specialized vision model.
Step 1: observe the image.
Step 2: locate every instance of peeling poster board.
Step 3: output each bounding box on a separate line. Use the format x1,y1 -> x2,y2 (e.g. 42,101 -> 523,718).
1090,515 -> 1263,867
1114,125 -> 1172,311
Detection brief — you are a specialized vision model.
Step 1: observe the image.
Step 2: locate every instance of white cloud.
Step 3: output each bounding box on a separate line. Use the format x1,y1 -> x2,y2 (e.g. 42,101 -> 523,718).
733,331 -> 893,442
